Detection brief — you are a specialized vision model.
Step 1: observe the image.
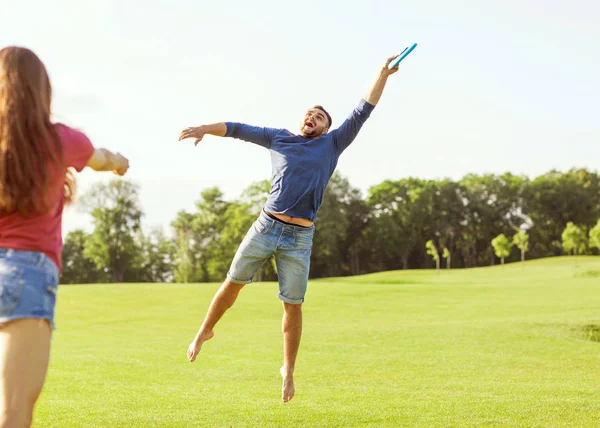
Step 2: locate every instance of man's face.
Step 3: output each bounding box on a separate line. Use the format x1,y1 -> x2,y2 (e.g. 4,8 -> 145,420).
300,108 -> 329,138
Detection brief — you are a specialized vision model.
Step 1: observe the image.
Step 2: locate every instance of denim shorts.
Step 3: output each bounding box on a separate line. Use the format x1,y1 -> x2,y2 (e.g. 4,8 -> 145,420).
0,248 -> 59,330
227,210 -> 314,304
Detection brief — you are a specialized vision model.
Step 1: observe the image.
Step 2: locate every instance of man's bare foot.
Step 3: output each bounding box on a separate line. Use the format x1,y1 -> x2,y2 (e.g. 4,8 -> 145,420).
280,365 -> 295,403
187,329 -> 214,362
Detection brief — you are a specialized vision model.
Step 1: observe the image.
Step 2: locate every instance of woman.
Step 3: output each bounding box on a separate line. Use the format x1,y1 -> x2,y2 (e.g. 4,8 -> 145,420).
0,46 -> 129,427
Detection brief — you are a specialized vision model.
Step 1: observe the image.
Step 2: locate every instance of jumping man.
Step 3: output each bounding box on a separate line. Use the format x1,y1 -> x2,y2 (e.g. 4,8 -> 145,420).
178,54 -> 400,403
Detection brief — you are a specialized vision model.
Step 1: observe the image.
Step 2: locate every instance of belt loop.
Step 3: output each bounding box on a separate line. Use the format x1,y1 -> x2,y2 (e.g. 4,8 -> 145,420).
263,209 -> 276,227
262,208 -> 271,227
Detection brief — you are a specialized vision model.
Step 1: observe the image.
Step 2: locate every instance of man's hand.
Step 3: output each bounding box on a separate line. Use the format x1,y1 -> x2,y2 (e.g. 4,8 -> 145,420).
179,126 -> 206,146
382,54 -> 401,77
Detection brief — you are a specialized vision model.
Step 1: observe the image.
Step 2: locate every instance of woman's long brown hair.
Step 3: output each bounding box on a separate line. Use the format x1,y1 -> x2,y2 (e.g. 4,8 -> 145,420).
0,46 -> 75,216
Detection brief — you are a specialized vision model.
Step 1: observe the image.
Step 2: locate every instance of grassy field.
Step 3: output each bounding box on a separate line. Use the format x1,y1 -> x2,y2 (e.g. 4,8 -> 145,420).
34,257 -> 600,427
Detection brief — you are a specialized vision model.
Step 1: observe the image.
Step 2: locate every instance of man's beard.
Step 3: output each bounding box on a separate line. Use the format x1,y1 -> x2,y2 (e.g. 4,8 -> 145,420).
302,126 -> 320,138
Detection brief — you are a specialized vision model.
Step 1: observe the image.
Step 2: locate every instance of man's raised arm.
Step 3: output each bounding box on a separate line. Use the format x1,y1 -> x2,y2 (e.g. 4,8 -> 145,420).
332,54 -> 400,153
364,54 -> 400,106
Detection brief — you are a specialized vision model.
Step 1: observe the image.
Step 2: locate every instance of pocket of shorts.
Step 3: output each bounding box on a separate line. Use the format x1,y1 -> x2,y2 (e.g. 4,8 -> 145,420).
0,264 -> 25,316
294,232 -> 314,248
253,219 -> 270,235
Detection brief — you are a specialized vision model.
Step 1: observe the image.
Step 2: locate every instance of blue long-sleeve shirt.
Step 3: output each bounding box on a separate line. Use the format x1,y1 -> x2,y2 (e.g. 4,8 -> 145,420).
225,98 -> 375,222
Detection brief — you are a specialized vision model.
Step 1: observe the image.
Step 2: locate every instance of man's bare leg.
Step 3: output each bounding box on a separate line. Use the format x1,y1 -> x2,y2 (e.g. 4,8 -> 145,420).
280,302 -> 302,403
187,279 -> 246,362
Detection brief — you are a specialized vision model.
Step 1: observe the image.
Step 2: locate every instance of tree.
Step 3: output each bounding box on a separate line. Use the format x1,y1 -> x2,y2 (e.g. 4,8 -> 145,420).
340,186 -> 370,276
442,247 -> 451,269
589,220 -> 600,254
61,229 -> 107,284
459,173 -> 529,267
171,188 -> 230,283
363,178 -> 429,271
526,169 -> 600,257
425,240 -> 440,272
191,187 -> 231,282
434,180 -> 464,270
311,173 -> 366,278
491,233 -> 513,265
512,229 -> 530,263
311,173 -> 351,277
562,222 -> 587,256
136,227 -> 175,283
172,212 -> 196,283
81,180 -> 143,282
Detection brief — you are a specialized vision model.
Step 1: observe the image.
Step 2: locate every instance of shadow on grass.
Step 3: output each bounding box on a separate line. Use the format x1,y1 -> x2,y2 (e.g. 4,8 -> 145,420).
571,324 -> 600,343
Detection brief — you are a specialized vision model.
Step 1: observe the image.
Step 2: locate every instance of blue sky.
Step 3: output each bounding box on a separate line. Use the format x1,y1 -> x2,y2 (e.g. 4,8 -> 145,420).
2,0 -> 598,236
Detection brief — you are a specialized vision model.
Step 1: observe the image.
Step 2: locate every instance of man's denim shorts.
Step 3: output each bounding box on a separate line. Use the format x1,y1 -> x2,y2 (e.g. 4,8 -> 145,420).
227,210 -> 314,305
0,248 -> 59,329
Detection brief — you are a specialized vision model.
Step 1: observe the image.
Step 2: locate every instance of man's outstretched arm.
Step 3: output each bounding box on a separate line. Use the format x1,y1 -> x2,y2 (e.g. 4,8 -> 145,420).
179,122 -> 281,149
179,123 -> 227,146
332,54 -> 400,153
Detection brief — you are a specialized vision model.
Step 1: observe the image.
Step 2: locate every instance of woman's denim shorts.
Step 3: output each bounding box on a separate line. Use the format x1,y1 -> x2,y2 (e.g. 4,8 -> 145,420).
0,248 -> 59,330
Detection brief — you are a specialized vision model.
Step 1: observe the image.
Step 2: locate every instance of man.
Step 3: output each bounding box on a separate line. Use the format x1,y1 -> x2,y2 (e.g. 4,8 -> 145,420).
178,54 -> 400,403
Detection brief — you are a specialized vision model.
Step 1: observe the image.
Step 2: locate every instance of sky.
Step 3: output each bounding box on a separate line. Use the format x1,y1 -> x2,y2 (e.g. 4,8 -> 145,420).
1,0 -> 599,236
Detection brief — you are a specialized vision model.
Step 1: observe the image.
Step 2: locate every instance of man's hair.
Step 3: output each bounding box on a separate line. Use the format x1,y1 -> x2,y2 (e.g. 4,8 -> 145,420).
312,105 -> 332,129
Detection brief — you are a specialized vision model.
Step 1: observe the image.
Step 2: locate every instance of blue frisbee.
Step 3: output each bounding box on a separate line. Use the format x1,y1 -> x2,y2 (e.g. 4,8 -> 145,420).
388,43 -> 418,69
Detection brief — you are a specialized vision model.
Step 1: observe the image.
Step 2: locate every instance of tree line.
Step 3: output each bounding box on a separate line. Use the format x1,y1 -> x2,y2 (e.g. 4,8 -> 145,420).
61,168 -> 600,284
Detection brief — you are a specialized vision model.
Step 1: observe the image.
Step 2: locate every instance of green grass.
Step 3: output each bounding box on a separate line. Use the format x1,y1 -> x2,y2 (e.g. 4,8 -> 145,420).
35,256 -> 600,427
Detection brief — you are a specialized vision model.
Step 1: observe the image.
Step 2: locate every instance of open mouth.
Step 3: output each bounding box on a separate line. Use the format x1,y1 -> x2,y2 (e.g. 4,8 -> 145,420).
304,121 -> 315,129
